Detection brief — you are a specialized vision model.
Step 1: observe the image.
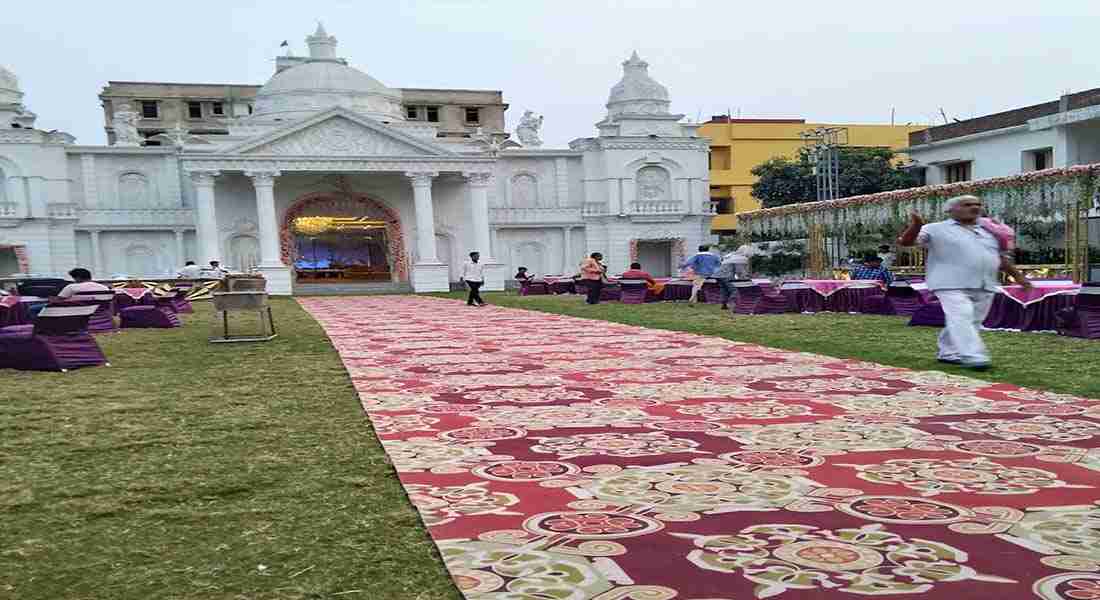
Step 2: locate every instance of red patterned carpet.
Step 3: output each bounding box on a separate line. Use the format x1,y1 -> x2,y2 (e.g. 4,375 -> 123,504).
299,296 -> 1100,600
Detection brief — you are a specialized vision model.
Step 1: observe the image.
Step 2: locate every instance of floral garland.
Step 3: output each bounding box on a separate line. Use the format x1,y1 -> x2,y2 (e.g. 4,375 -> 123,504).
739,163 -> 1100,248
12,245 -> 29,274
280,192 -> 409,281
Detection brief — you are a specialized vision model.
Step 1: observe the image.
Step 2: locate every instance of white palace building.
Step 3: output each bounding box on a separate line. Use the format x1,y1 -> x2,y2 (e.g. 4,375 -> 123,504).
0,25 -> 714,294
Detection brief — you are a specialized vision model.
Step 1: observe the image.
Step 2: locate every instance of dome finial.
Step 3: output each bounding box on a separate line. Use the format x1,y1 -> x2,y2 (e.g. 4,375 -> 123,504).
623,51 -> 648,69
306,22 -> 338,60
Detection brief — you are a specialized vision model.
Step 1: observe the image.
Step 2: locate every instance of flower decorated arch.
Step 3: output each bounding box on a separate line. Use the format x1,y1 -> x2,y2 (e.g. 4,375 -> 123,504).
281,192 -> 409,281
0,244 -> 30,274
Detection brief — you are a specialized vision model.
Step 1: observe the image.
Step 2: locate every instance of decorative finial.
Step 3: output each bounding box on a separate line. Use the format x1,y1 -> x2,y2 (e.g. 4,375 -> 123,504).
623,51 -> 648,69
314,21 -> 327,37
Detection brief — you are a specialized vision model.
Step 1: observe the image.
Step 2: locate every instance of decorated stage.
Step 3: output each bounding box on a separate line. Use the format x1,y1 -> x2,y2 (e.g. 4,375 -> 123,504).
300,296 -> 1100,600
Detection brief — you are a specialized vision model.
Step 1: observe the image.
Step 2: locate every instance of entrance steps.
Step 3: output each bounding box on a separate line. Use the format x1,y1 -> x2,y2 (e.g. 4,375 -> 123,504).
294,281 -> 415,295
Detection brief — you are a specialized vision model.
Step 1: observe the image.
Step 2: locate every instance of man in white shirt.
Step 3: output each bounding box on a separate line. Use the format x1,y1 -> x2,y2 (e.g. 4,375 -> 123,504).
459,251 -> 487,307
177,261 -> 203,279
56,268 -> 111,299
877,244 -> 897,269
200,260 -> 229,279
898,195 -> 1029,370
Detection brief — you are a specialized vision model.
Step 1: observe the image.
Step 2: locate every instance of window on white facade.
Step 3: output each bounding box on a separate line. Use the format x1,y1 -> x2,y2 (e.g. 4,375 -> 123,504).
943,161 -> 972,183
187,102 -> 202,119
426,106 -> 439,123
211,102 -> 224,116
1024,147 -> 1053,172
464,107 -> 480,124
140,101 -> 159,119
247,104 -> 253,115
406,106 -> 419,120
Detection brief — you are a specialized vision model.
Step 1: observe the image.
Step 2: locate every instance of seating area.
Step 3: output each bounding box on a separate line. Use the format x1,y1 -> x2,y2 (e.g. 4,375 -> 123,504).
0,281 -> 201,372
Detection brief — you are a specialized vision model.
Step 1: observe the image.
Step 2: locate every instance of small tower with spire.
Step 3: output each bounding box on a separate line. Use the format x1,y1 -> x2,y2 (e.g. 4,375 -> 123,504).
306,22 -> 338,60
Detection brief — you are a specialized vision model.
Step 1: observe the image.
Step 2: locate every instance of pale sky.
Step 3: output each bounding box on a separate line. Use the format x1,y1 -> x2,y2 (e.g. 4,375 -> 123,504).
4,0 -> 1100,148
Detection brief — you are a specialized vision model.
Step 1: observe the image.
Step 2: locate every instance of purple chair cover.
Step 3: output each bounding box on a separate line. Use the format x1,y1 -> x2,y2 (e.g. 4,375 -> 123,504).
908,302 -> 946,327
600,283 -> 622,302
701,280 -> 723,304
732,283 -> 791,315
114,291 -> 154,313
119,305 -> 181,329
619,281 -> 648,304
70,290 -> 117,334
549,280 -> 576,295
574,280 -> 589,297
662,282 -> 693,301
519,280 -> 550,296
170,295 -> 193,314
0,305 -> 107,371
1058,288 -> 1100,339
781,288 -> 824,313
732,284 -> 763,315
884,285 -> 925,317
0,300 -> 30,327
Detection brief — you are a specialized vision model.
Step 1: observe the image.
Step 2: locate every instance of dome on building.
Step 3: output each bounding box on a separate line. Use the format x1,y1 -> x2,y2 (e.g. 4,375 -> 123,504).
605,52 -> 671,121
252,24 -> 404,122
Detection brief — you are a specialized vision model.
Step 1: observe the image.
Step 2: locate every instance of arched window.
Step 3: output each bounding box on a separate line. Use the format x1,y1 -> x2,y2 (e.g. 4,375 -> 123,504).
118,172 -> 150,208
510,173 -> 538,208
124,245 -> 158,277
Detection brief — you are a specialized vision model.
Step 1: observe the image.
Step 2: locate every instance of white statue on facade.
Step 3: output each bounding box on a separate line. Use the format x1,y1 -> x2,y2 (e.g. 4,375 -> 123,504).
515,110 -> 543,147
113,103 -> 143,147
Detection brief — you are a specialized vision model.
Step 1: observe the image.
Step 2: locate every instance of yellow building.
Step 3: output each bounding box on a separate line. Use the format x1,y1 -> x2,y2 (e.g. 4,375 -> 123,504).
701,118 -> 925,232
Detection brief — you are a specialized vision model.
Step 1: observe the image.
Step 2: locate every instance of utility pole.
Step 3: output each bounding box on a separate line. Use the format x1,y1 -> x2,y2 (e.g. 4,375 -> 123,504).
800,126 -> 848,201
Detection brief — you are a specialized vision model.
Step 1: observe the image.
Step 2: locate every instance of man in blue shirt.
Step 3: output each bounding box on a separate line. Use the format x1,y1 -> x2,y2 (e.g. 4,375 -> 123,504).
680,245 -> 721,304
850,254 -> 894,285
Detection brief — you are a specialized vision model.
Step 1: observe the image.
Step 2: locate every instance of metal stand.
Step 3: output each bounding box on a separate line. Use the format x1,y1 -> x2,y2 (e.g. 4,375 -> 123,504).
209,292 -> 277,343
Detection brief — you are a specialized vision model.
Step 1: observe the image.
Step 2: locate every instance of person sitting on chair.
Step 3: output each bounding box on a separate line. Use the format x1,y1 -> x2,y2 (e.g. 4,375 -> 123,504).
177,260 -> 203,279
621,262 -> 665,296
56,268 -> 110,299
850,253 -> 895,285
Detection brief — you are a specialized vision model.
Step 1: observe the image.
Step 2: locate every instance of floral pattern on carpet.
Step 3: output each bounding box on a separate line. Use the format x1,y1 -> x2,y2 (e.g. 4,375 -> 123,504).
299,296 -> 1100,600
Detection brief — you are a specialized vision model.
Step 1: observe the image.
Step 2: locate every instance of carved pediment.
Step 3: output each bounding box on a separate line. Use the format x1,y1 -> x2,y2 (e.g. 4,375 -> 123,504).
227,109 -> 454,157
243,116 -> 428,156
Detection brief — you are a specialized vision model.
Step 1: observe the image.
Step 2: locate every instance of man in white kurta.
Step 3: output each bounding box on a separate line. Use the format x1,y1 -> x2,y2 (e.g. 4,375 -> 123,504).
898,195 -> 1016,370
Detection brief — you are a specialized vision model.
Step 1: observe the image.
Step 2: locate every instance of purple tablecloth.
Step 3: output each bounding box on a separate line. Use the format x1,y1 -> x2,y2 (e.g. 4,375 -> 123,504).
983,292 -> 1077,331
780,286 -> 882,313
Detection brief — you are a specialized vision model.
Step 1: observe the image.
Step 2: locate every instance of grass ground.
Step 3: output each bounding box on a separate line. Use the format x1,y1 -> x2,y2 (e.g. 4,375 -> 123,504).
437,291 -> 1100,399
1,299 -> 460,600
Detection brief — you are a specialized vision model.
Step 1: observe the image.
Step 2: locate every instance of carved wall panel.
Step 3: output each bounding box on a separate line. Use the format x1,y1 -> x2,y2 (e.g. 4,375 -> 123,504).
228,234 -> 260,272
636,166 -> 670,201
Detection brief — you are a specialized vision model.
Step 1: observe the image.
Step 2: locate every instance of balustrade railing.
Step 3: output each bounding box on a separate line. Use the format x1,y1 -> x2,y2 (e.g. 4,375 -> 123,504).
631,201 -> 683,214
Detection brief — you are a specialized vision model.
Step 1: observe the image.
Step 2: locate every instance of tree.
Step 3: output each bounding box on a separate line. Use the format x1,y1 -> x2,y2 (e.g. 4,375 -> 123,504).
750,147 -> 919,209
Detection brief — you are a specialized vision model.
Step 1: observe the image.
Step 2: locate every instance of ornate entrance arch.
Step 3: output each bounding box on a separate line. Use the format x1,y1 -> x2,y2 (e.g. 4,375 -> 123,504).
280,192 -> 409,281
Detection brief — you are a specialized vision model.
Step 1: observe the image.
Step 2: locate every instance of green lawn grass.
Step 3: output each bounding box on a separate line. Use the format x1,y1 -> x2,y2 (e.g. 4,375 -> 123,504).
437,291 -> 1100,399
1,299 -> 460,600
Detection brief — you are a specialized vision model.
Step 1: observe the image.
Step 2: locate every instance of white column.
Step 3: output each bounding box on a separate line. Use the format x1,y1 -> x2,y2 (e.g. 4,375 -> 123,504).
189,170 -> 220,263
246,169 -> 292,295
406,171 -> 439,263
562,226 -> 573,274
405,171 -> 448,293
246,170 -> 282,267
465,172 -> 494,259
465,171 -> 507,291
174,229 -> 186,264
89,229 -> 103,276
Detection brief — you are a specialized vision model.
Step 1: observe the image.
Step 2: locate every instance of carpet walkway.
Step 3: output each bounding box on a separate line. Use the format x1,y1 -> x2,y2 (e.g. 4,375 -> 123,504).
299,295 -> 1100,600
